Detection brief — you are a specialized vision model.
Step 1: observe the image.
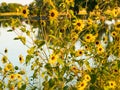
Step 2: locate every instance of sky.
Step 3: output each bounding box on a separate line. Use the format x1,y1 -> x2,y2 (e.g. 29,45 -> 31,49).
0,0 -> 34,5
0,0 -> 34,66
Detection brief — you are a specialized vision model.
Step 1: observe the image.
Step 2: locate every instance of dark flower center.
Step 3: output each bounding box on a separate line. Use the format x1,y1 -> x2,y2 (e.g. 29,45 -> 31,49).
73,67 -> 76,70
111,83 -> 113,86
41,22 -> 44,25
117,24 -> 120,28
60,29 -> 64,33
85,46 -> 88,49
99,48 -> 102,51
75,30 -> 79,33
96,41 -> 99,45
23,10 -> 26,14
77,23 -> 81,26
72,37 -> 76,40
19,57 -> 22,61
51,56 -> 55,60
79,51 -> 82,54
4,49 -> 8,53
87,36 -> 90,39
81,83 -> 84,87
113,33 -> 115,36
114,69 -> 118,72
86,77 -> 89,79
11,76 -> 14,78
51,12 -> 55,17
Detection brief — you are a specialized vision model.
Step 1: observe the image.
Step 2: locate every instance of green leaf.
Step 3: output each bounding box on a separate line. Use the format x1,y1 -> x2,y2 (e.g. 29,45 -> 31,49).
20,27 -> 26,32
14,37 -> 20,40
34,40 -> 45,48
25,55 -> 33,65
14,66 -> 19,70
26,30 -> 30,36
90,86 -> 96,90
0,67 -> 2,71
27,47 -> 35,55
49,79 -> 55,88
117,60 -> 120,69
45,63 -> 51,69
20,36 -> 26,45
19,84 -> 26,90
18,70 -> 25,75
57,59 -> 64,66
104,86 -> 109,90
63,86 -> 69,90
91,74 -> 97,84
7,29 -> 13,32
14,36 -> 26,45
49,35 -> 57,40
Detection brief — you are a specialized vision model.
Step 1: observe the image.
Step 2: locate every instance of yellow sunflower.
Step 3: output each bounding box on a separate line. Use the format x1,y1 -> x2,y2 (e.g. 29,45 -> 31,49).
71,66 -> 79,74
1,55 -> 8,64
9,74 -> 16,81
17,81 -> 24,88
84,45 -> 89,50
111,31 -> 117,37
16,73 -> 22,81
103,36 -> 108,43
65,0 -> 74,5
78,8 -> 87,15
19,54 -> 24,64
5,63 -> 13,71
112,8 -> 118,17
87,18 -> 93,25
108,81 -> 116,89
77,81 -> 87,90
95,40 -> 100,46
49,9 -> 58,20
40,20 -> 46,26
97,45 -> 104,54
21,6 -> 29,18
84,34 -> 95,43
49,54 -> 58,64
115,22 -> 120,31
73,19 -> 85,31
10,84 -> 15,90
71,33 -> 78,43
104,9 -> 111,15
4,48 -> 8,53
75,49 -> 84,57
84,74 -> 91,82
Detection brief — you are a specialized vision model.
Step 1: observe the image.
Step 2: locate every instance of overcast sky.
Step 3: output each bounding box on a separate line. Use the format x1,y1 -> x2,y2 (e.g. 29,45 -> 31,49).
0,0 -> 34,5
0,0 -> 34,65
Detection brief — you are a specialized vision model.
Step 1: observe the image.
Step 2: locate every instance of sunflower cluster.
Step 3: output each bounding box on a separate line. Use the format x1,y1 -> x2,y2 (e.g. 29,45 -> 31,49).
0,0 -> 120,90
